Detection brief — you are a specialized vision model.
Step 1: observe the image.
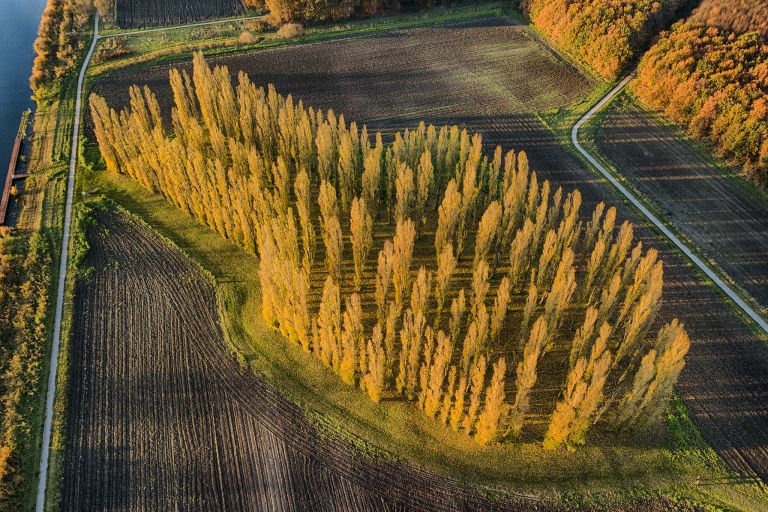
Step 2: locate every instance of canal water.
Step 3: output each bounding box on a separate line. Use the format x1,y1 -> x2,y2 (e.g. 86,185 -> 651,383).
0,0 -> 47,188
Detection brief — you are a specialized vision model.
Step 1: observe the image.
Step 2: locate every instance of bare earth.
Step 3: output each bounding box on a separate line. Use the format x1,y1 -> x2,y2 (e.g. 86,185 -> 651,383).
90,20 -> 768,485
115,0 -> 244,29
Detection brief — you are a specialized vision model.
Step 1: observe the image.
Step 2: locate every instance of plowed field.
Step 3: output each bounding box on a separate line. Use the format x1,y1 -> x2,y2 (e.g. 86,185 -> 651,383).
115,0 -> 245,29
62,208 -> 557,511
593,95 -> 768,317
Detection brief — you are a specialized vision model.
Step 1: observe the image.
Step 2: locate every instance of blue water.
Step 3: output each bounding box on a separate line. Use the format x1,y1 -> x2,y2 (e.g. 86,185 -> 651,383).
0,0 -> 47,187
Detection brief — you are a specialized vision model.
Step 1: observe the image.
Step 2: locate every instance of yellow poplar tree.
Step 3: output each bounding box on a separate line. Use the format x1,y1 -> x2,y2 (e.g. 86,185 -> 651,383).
350,196 -> 373,290
474,357 -> 507,445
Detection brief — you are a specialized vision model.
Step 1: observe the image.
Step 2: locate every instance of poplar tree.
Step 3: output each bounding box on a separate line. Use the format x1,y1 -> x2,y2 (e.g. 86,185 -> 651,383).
449,289 -> 467,343
350,196 -> 373,290
490,277 -> 512,342
362,144 -> 382,216
397,309 -> 425,399
422,330 -> 453,418
474,357 -> 507,445
294,169 -> 315,278
337,129 -> 358,214
395,163 -> 415,224
435,179 -> 462,255
340,293 -> 363,385
463,355 -> 488,435
364,324 -> 386,403
323,214 -> 344,282
315,276 -> 341,369
410,266 -> 432,320
439,366 -> 457,425
384,302 -> 399,378
392,219 -> 416,308
434,243 -> 457,323
508,218 -> 534,288
509,316 -> 547,438
416,149 -> 434,227
543,248 -> 576,332
474,201 -> 502,268
569,306 -> 599,368
375,240 -> 394,323
450,373 -> 469,432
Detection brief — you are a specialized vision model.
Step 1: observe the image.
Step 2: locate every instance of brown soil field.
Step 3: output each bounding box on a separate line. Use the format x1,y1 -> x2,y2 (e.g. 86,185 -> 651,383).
115,0 -> 245,29
88,20 -> 768,485
63,208 -> 559,511
592,96 -> 768,317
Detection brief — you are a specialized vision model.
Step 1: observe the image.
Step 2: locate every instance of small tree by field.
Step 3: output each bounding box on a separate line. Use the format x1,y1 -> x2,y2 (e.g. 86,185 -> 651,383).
89,52 -> 692,448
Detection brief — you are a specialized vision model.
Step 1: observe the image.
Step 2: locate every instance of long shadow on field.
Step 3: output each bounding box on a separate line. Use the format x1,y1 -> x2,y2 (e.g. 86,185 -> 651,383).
594,103 -> 768,313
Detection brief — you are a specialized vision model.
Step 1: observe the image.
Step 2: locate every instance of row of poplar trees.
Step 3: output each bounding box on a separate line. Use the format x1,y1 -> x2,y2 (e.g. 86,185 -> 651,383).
89,52 -> 691,448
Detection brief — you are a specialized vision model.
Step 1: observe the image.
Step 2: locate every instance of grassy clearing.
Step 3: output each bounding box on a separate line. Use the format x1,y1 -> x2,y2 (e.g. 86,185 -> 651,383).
72,145 -> 768,508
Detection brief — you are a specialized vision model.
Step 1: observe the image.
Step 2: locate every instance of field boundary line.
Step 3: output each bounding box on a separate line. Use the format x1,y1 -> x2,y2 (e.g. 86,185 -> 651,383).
35,14 -> 100,512
572,73 -> 768,335
101,15 -> 266,39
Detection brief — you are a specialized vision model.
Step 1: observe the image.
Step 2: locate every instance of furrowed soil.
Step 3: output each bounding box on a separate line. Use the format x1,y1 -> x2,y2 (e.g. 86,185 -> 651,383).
115,0 -> 245,29
90,19 -> 768,485
63,208 -> 559,511
593,95 -> 768,317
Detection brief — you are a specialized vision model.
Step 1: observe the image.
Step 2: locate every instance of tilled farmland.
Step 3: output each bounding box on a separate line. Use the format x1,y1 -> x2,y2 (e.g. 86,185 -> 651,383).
90,18 -> 768,485
115,0 -> 244,29
64,208 -> 562,511
593,96 -> 768,316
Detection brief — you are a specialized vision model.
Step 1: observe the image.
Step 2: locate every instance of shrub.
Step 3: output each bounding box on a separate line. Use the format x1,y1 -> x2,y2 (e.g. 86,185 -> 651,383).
239,31 -> 255,44
277,23 -> 304,39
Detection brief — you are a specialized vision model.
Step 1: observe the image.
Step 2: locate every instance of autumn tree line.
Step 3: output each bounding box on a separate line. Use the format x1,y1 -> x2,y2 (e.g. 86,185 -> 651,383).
687,0 -> 767,38
89,53 -> 690,448
0,233 -> 53,505
518,0 -> 688,80
633,1 -> 768,182
29,0 -> 96,95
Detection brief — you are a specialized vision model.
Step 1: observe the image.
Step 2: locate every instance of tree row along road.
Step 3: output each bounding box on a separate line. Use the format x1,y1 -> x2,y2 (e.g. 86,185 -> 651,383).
571,73 -> 768,336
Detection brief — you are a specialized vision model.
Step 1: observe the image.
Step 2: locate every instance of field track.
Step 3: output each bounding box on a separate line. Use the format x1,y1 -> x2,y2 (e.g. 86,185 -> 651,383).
593,95 -> 768,318
91,18 -> 768,484
63,208 -> 553,511
115,0 -> 245,29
